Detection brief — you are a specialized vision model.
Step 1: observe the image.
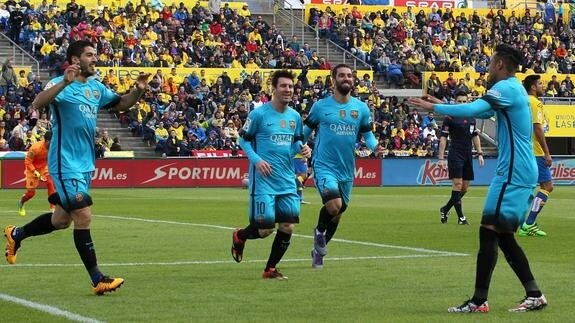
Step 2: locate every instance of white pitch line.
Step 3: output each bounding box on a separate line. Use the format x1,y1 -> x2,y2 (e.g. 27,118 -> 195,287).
0,254 -> 465,269
94,214 -> 468,256
0,293 -> 104,323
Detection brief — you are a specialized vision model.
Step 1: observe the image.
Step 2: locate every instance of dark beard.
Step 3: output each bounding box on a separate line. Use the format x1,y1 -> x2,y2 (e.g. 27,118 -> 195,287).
336,82 -> 352,95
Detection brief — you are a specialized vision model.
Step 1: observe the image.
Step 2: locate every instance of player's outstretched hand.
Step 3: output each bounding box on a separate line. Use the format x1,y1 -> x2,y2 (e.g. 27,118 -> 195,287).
255,160 -> 272,176
63,64 -> 79,84
407,97 -> 434,111
135,73 -> 151,91
423,95 -> 443,104
300,144 -> 312,159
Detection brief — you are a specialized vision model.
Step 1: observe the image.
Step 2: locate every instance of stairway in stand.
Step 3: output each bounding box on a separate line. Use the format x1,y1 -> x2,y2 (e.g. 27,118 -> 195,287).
97,110 -> 158,158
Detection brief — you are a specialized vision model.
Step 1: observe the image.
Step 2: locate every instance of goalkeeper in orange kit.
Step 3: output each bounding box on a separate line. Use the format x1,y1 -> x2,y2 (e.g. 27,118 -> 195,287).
18,131 -> 55,216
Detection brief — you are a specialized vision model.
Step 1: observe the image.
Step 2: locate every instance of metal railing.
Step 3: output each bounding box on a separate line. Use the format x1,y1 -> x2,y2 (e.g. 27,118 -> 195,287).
0,32 -> 40,75
273,2 -> 372,71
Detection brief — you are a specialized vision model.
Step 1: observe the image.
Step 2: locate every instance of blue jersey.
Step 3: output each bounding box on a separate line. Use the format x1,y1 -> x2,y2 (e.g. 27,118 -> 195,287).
435,77 -> 537,187
239,103 -> 304,195
304,96 -> 372,181
46,76 -> 120,175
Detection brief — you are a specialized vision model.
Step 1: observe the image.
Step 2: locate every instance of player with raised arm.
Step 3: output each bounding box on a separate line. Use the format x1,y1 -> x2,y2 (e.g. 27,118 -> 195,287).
304,64 -> 382,269
4,40 -> 150,295
231,70 -> 311,279
409,44 -> 547,313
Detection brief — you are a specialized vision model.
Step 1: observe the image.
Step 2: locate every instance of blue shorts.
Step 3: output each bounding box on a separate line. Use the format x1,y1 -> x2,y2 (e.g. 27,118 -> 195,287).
52,172 -> 94,212
293,158 -> 308,174
249,193 -> 300,229
314,172 -> 352,208
536,156 -> 553,183
481,181 -> 535,232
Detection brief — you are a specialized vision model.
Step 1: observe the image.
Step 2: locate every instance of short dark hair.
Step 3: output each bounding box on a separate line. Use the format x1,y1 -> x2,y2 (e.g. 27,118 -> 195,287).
331,63 -> 353,79
44,130 -> 52,141
271,70 -> 295,88
454,91 -> 468,99
494,44 -> 522,72
66,40 -> 94,64
523,74 -> 541,93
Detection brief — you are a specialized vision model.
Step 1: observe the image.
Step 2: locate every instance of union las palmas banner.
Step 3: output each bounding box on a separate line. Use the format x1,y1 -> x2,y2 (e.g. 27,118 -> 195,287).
545,105 -> 575,137
95,67 -> 372,87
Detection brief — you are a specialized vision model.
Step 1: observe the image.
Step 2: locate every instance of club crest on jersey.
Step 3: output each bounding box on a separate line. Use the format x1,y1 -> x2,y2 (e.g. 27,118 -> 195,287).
84,89 -> 91,99
280,120 -> 286,128
339,110 -> 346,118
93,90 -> 100,99
351,110 -> 359,119
289,120 -> 295,129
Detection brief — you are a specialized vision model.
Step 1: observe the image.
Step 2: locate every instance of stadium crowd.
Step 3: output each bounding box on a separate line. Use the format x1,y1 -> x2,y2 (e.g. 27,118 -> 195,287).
308,2 -> 573,93
0,0 -> 447,158
5,0 -> 571,158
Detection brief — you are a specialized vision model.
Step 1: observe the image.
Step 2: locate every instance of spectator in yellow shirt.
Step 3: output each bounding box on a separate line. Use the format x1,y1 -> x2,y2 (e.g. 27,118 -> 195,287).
248,29 -> 262,45
168,67 -> 184,86
238,4 -> 251,18
18,70 -> 28,88
39,38 -> 57,57
244,57 -> 259,69
169,121 -> 185,141
116,76 -> 131,94
106,69 -> 119,87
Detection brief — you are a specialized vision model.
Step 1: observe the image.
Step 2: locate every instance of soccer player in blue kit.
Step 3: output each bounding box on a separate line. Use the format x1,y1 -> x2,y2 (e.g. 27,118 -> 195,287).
303,64 -> 382,269
410,44 -> 547,313
4,40 -> 150,295
231,70 -> 311,280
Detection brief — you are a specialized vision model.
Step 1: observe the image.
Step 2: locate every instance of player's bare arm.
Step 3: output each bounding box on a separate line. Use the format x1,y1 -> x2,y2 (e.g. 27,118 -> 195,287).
32,64 -> 80,108
113,73 -> 151,111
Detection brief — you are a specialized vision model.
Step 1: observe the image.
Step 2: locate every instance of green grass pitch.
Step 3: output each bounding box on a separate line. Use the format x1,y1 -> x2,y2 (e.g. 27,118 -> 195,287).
0,186 -> 573,322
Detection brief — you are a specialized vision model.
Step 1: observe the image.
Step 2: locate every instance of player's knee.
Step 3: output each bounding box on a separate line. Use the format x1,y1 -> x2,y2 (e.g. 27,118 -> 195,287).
71,209 -> 92,229
278,223 -> 294,234
26,189 -> 36,198
325,202 -> 341,216
52,212 -> 72,229
259,228 -> 274,238
452,180 -> 463,190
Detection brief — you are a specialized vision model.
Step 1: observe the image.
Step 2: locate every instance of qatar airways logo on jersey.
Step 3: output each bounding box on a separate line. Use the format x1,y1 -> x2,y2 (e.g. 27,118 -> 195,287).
329,124 -> 356,136
550,160 -> 575,184
270,134 -> 293,146
417,160 -> 450,185
79,105 -> 98,119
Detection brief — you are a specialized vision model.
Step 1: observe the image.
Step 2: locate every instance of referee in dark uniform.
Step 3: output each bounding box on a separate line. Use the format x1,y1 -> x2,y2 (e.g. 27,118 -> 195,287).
438,91 -> 484,225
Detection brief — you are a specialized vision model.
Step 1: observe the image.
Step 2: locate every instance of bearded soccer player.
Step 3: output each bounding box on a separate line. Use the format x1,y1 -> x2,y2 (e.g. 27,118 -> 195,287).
231,70 -> 311,279
518,75 -> 552,237
18,130 -> 56,216
4,40 -> 150,295
303,64 -> 382,269
409,44 -> 547,313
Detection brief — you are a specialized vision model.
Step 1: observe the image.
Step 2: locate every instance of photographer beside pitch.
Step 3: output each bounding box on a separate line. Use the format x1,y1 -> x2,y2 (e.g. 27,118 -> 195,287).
409,44 -> 547,313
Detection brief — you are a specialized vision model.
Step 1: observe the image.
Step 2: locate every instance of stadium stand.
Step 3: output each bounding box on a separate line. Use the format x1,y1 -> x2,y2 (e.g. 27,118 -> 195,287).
2,0 -> 570,158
